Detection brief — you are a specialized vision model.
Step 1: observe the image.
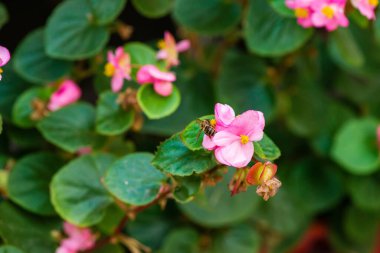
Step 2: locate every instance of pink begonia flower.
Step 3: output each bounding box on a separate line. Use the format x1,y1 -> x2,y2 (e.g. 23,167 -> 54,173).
202,103 -> 236,150
48,80 -> 81,111
136,64 -> 176,96
351,0 -> 378,19
310,0 -> 349,31
213,110 -> 265,168
157,31 -> 190,67
0,45 -> 10,80
104,47 -> 132,92
55,222 -> 96,253
286,0 -> 314,27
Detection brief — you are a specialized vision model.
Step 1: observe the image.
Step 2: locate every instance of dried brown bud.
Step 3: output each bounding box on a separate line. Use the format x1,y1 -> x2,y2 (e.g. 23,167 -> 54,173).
256,177 -> 282,201
30,98 -> 49,121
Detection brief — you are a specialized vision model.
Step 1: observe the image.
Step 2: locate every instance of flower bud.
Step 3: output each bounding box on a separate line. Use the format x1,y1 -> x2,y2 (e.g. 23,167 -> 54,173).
246,161 -> 277,186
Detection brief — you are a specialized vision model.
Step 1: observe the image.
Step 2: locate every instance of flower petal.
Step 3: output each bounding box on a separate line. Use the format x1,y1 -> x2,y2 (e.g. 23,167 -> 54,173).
0,46 -> 10,67
214,103 -> 235,127
176,40 -> 191,52
213,131 -> 240,146
227,110 -> 265,137
153,81 -> 173,96
202,135 -> 216,150
111,73 -> 124,92
216,141 -> 254,168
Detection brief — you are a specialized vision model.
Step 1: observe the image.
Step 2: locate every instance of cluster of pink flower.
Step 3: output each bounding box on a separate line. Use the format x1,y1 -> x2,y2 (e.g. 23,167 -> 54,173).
286,0 -> 378,31
105,32 -> 190,97
56,222 -> 96,253
202,103 -> 265,168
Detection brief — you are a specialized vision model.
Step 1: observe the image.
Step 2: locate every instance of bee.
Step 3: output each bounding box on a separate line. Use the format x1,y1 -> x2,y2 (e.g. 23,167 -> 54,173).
196,119 -> 216,141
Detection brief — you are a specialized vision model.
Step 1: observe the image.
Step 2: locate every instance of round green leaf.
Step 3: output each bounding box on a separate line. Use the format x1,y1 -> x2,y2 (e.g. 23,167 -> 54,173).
211,225 -> 260,253
104,153 -> 166,206
45,0 -> 110,60
90,0 -> 126,25
51,153 -> 116,226
244,0 -> 312,56
124,42 -> 157,70
132,0 -> 173,18
0,246 -> 24,253
14,29 -> 72,84
173,0 -> 242,35
37,103 -> 102,153
8,152 -> 64,216
96,91 -> 135,136
12,87 -> 53,128
137,85 -> 181,119
254,134 -> 281,161
173,176 -> 201,203
180,115 -> 214,151
347,174 -> 380,211
216,50 -> 275,120
0,202 -> 59,253
161,228 -> 199,253
152,134 -> 216,176
179,168 -> 260,228
331,118 -> 379,175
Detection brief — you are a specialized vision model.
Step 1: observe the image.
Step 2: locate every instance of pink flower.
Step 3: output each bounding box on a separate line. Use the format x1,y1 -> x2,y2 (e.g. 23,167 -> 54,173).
212,110 -> 265,168
157,31 -> 190,67
136,65 -> 176,96
104,47 -> 132,92
286,0 -> 314,27
0,45 -> 10,80
55,222 -> 96,253
202,103 -> 236,150
310,0 -> 349,31
48,80 -> 81,111
351,0 -> 378,19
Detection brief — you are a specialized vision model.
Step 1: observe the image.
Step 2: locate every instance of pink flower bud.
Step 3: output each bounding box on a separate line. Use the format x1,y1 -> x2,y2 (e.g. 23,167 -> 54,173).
48,80 -> 81,111
246,161 -> 277,186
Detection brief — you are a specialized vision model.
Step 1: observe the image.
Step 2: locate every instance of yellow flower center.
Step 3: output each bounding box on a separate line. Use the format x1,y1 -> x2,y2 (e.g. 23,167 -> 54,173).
0,68 -> 3,74
210,119 -> 216,127
240,135 -> 249,144
104,63 -> 115,77
322,6 -> 335,19
157,39 -> 166,49
295,8 -> 309,18
369,0 -> 379,7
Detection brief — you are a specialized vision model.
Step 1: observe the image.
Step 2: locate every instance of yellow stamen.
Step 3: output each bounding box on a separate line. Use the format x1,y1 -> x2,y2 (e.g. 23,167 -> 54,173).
322,6 -> 335,19
0,68 -> 3,74
369,0 -> 379,7
240,135 -> 249,145
157,39 -> 166,49
104,63 -> 115,77
210,119 -> 216,127
295,8 -> 309,19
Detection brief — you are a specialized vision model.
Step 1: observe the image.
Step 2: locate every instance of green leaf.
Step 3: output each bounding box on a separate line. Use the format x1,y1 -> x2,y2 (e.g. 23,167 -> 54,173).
173,0 -> 242,35
104,153 -> 166,206
0,3 -> 9,29
89,0 -> 126,25
37,103 -> 102,153
132,0 -> 173,18
152,134 -> 216,176
97,204 -> 124,235
179,168 -> 260,228
344,206 -> 379,245
46,0 -> 118,59
51,153 -> 116,226
211,224 -> 260,253
331,118 -> 379,175
347,174 -> 380,211
216,50 -> 275,120
173,176 -> 201,203
8,152 -> 64,216
328,28 -> 364,69
0,246 -> 24,253
0,202 -> 59,253
137,85 -> 181,119
161,228 -> 199,253
12,86 -> 53,128
96,91 -> 135,136
14,28 -> 72,84
268,0 -> 294,17
124,42 -> 157,65
0,65 -> 31,121
244,0 -> 312,56
0,115 -> 2,135
180,115 -> 214,151
254,134 -> 281,161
